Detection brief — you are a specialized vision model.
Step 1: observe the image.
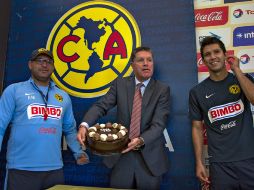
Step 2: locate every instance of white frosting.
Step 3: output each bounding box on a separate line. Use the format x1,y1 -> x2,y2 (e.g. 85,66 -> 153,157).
100,128 -> 111,132
100,134 -> 107,141
89,126 -> 97,131
100,124 -> 106,128
112,134 -> 118,140
89,131 -> 96,137
90,123 -> 127,141
119,130 -> 126,136
112,123 -> 118,128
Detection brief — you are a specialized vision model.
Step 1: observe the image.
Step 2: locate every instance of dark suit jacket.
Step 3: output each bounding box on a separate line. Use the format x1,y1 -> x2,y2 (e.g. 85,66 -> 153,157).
83,76 -> 170,176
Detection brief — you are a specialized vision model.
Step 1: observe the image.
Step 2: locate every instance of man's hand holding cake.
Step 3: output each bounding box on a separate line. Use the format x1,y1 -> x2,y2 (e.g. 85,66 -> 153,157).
122,136 -> 145,153
77,122 -> 144,154
78,122 -> 129,155
77,122 -> 88,146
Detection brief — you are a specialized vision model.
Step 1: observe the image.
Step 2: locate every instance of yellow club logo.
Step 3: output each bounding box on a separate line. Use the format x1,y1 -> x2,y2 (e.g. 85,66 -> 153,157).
47,1 -> 141,98
55,94 -> 63,102
229,84 -> 241,94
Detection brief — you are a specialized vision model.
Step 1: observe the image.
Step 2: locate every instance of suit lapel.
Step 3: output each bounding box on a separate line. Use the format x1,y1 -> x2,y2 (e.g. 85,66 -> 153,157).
127,77 -> 136,115
142,79 -> 155,112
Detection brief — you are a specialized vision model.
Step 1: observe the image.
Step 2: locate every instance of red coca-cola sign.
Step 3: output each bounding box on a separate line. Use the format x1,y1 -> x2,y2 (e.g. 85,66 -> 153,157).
195,6 -> 228,27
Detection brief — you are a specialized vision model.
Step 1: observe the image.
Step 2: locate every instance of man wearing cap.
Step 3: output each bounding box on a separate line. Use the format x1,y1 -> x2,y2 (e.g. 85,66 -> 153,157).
0,48 -> 89,190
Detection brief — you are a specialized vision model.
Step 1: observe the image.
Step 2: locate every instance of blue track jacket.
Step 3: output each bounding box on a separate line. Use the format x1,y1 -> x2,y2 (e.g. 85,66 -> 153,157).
0,78 -> 84,171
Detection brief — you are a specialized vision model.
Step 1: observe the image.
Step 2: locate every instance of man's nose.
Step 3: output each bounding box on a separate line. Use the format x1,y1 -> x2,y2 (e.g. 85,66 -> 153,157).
210,53 -> 217,59
143,59 -> 149,65
41,61 -> 49,66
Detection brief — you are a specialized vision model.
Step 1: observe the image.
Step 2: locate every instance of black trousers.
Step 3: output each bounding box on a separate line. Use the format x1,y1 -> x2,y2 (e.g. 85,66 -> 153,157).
210,158 -> 254,190
7,168 -> 64,190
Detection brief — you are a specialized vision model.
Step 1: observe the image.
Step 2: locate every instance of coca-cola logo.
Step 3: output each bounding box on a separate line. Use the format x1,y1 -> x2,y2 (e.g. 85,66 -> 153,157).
220,120 -> 236,131
195,11 -> 223,22
195,6 -> 228,27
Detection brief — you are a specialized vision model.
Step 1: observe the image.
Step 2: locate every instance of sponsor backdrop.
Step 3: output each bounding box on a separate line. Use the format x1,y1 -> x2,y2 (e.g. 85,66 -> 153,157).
0,0 -> 199,190
194,0 -> 254,189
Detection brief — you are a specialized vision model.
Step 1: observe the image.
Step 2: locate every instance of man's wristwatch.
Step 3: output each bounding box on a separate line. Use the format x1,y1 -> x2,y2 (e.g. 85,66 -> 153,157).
79,122 -> 88,130
134,137 -> 145,150
138,137 -> 145,146
79,125 -> 85,129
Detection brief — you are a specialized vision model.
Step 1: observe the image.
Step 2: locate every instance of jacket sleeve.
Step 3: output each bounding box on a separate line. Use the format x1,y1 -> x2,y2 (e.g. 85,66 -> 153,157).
62,94 -> 84,159
0,85 -> 16,151
83,79 -> 118,126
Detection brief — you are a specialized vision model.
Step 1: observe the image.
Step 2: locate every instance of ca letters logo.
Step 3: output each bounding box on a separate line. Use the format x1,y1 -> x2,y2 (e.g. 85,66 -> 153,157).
47,1 -> 141,98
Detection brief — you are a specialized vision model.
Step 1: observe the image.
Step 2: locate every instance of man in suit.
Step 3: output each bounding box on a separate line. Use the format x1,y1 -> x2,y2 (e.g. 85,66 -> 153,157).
77,46 -> 170,190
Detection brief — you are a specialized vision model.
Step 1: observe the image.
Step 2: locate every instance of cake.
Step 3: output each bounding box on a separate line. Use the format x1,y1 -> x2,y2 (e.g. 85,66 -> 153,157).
86,122 -> 129,155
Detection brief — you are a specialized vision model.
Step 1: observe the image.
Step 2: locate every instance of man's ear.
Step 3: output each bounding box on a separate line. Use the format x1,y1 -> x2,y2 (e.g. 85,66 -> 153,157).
130,62 -> 134,68
28,61 -> 32,70
202,59 -> 208,66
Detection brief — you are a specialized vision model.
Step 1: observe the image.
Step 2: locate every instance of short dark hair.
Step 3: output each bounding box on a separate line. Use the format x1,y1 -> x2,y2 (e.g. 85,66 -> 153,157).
130,46 -> 152,63
200,36 -> 226,59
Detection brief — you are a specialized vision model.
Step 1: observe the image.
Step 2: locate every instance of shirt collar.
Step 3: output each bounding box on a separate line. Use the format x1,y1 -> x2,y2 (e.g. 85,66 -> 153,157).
134,77 -> 150,87
29,77 -> 55,88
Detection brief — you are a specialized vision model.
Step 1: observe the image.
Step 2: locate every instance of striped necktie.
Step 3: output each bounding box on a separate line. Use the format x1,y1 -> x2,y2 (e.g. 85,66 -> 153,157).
129,83 -> 143,139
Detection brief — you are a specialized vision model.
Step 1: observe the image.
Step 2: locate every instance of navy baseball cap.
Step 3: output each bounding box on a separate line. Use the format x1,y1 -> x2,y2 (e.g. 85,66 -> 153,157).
30,48 -> 53,60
